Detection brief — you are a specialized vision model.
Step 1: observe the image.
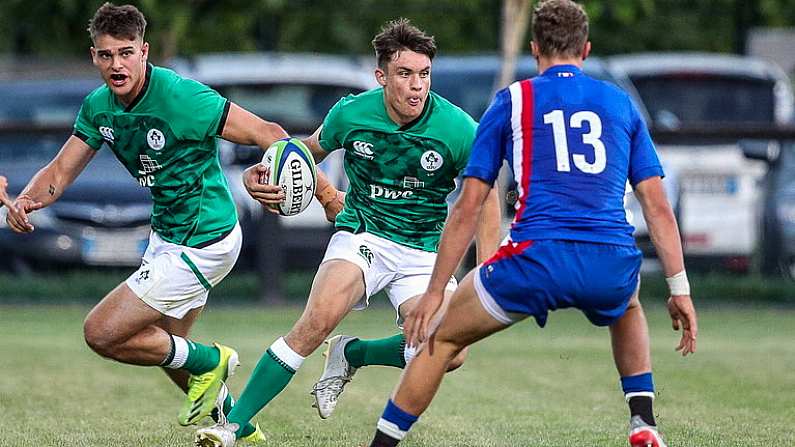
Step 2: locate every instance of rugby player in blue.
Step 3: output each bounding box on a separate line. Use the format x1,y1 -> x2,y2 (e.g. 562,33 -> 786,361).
368,1 -> 697,447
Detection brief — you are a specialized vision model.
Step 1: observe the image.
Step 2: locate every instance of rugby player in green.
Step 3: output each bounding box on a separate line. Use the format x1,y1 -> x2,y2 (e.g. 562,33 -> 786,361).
3,3 -> 338,442
195,19 -> 501,446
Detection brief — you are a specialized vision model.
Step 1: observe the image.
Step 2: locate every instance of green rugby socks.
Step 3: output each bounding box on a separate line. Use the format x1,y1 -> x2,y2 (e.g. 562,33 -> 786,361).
161,335 -> 220,375
344,333 -> 407,369
227,337 -> 305,436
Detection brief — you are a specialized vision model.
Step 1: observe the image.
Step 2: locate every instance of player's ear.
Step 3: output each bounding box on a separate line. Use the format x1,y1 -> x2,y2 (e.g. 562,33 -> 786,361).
141,42 -> 149,61
530,41 -> 539,58
89,47 -> 99,65
375,68 -> 387,87
582,41 -> 591,61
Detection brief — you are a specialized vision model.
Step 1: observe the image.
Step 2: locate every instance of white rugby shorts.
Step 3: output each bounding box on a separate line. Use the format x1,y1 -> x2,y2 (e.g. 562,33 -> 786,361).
126,224 -> 242,318
321,231 -> 457,325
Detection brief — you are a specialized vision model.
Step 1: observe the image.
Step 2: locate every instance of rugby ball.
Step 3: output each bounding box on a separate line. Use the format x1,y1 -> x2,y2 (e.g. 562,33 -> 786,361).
260,138 -> 317,216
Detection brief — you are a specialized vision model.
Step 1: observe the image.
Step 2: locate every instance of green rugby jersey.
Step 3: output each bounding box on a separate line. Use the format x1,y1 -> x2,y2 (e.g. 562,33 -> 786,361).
319,88 -> 478,252
73,64 -> 237,248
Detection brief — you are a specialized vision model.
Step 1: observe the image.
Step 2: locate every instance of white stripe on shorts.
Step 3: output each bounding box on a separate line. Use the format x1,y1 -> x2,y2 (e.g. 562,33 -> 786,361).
473,266 -> 517,325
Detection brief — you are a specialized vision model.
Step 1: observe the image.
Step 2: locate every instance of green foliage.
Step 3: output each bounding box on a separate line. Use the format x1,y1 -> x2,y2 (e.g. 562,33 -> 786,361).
2,0 -> 795,59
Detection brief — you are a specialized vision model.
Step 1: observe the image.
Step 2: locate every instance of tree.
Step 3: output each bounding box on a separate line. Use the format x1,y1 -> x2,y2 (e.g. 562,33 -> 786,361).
495,0 -> 532,92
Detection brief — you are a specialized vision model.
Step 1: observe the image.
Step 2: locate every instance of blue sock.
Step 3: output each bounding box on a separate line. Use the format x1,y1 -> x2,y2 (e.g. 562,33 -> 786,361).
620,372 -> 655,396
621,372 -> 656,426
375,399 -> 419,442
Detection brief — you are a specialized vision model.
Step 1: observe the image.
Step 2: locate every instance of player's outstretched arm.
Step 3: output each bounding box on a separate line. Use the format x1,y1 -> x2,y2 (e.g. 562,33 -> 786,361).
0,175 -> 12,209
634,176 -> 697,356
221,102 -> 289,149
474,186 -> 501,263
6,136 -> 96,233
404,177 -> 493,347
302,126 -> 344,223
227,102 -> 290,210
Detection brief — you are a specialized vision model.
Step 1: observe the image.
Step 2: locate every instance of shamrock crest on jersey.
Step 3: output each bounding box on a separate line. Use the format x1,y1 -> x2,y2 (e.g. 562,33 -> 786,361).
147,128 -> 166,151
420,150 -> 443,172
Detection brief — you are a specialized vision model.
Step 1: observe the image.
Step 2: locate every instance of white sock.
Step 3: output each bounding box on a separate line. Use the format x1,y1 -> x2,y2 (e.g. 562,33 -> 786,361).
270,337 -> 305,371
163,335 -> 189,369
404,345 -> 417,365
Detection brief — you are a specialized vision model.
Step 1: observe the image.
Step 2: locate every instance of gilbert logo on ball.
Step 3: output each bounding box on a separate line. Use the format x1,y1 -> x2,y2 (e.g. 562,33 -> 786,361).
261,138 -> 317,216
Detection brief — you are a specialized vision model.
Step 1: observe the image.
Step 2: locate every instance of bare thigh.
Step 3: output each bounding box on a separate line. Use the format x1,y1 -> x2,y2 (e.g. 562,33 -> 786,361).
435,269 -> 524,349
84,282 -> 164,345
284,259 -> 366,356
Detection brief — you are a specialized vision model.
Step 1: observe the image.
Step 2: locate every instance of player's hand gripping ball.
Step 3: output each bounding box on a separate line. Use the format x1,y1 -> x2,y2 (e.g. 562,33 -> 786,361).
260,138 -> 317,216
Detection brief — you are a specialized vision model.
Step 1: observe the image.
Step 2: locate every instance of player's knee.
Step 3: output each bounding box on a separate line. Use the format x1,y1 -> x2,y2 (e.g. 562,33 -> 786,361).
83,319 -> 115,358
445,345 -> 469,372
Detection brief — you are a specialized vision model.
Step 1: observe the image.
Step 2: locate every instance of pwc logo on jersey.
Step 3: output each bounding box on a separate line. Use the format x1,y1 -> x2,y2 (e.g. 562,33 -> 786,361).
137,155 -> 162,187
369,184 -> 413,200
420,150 -> 443,172
352,141 -> 374,160
99,126 -> 115,144
147,129 -> 166,151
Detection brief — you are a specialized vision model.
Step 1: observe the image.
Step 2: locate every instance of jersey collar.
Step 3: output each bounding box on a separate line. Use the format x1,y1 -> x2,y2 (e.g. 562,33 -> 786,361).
540,64 -> 583,78
123,63 -> 153,112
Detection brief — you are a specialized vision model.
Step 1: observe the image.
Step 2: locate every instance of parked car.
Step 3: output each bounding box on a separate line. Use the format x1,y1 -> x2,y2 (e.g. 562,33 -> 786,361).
742,139 -> 795,279
0,78 -> 152,271
430,54 -> 646,122
608,52 -> 795,271
174,52 -> 379,269
0,55 -> 377,274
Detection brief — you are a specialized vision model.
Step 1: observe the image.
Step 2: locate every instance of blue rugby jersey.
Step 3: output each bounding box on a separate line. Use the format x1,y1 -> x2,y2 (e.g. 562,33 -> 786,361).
463,64 -> 663,246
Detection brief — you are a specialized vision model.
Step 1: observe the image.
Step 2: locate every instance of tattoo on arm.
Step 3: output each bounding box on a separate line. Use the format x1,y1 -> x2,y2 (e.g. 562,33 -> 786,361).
49,185 -> 56,196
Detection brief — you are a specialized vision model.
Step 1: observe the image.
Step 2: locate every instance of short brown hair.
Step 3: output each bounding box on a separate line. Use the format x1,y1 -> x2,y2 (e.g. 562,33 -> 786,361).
532,0 -> 589,58
372,18 -> 437,70
87,3 -> 147,43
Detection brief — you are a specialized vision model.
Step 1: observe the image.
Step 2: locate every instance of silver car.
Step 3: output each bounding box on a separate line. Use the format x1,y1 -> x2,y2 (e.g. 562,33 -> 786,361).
609,52 -> 795,272
173,52 -> 378,269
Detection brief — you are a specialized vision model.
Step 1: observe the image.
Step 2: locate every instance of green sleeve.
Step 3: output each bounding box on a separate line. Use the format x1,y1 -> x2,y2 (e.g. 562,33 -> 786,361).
318,95 -> 350,152
169,78 -> 229,141
72,98 -> 103,150
454,115 -> 479,171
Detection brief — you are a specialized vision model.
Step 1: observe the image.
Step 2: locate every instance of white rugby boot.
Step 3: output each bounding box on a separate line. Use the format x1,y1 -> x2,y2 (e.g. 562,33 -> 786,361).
195,422 -> 238,447
310,335 -> 358,419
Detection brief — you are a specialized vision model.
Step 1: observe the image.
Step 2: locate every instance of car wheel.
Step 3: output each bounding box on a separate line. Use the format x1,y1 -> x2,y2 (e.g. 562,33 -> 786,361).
784,257 -> 795,280
0,255 -> 34,275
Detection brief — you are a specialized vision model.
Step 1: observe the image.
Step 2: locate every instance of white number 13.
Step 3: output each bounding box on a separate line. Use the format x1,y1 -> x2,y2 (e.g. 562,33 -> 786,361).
543,110 -> 606,174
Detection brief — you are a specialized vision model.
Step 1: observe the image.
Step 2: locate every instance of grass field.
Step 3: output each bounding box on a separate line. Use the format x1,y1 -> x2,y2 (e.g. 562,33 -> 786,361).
1,303 -> 794,446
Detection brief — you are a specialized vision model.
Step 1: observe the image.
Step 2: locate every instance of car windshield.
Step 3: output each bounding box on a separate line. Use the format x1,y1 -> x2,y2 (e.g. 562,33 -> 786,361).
0,130 -> 113,163
631,75 -> 776,127
214,83 -> 365,133
432,71 -> 498,120
431,63 -> 615,120
0,81 -> 96,125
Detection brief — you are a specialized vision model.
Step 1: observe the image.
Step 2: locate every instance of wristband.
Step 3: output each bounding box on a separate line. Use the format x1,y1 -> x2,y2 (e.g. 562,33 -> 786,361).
665,270 -> 690,296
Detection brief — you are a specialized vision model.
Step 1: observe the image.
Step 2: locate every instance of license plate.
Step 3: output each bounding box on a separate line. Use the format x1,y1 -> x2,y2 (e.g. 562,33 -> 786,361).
680,174 -> 738,195
82,230 -> 148,266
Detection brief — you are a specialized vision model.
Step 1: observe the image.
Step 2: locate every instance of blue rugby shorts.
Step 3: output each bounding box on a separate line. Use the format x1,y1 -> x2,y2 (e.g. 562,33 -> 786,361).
475,239 -> 642,327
